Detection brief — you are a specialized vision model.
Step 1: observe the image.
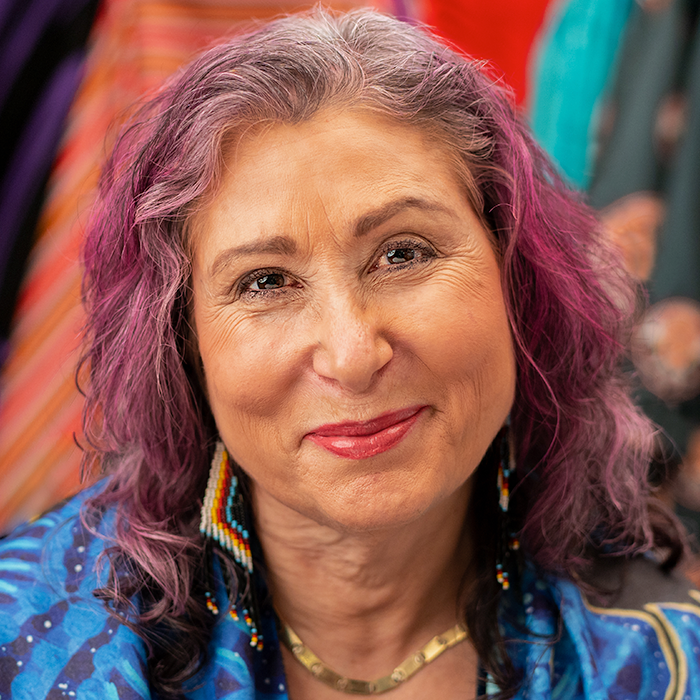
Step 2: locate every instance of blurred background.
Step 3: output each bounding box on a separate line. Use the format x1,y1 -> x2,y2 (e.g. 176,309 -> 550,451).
1,0 -> 699,556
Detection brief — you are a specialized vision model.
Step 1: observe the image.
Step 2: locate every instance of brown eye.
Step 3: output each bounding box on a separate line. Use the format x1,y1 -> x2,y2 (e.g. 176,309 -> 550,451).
386,248 -> 416,264
237,269 -> 296,298
252,273 -> 286,290
369,238 -> 436,274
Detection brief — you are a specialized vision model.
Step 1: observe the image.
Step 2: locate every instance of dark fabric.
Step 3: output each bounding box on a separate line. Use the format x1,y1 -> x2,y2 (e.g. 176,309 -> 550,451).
588,0 -> 700,455
589,0 -> 700,305
0,0 -> 100,360
588,2 -> 692,211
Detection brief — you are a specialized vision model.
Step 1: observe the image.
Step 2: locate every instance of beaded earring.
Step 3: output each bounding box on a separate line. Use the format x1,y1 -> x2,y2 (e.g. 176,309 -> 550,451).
495,420 -> 519,591
200,441 -> 263,649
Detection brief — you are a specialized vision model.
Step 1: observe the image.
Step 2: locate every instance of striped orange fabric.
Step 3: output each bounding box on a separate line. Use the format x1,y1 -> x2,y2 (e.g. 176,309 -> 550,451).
0,0 -> 395,533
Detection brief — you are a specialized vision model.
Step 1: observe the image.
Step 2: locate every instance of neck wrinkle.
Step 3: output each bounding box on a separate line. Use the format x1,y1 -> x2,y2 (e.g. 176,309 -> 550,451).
252,479 -> 473,676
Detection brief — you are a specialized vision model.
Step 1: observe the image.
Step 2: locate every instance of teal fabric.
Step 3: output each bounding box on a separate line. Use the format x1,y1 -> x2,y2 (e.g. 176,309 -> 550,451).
529,0 -> 635,189
0,484 -> 287,700
2,486 -> 700,698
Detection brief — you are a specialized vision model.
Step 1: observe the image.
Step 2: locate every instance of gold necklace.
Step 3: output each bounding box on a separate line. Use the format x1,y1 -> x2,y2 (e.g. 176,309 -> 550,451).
278,619 -> 468,695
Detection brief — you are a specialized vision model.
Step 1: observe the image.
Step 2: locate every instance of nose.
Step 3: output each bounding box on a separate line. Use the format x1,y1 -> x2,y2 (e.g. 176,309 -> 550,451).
312,294 -> 393,394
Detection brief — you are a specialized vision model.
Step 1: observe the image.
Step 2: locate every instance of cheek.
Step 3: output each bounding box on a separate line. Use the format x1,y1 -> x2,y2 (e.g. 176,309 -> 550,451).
398,271 -> 514,377
196,305 -> 308,423
397,271 -> 516,434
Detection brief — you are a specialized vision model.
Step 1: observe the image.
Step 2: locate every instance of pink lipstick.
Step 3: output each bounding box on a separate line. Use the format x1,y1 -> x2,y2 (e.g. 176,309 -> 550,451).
306,406 -> 426,459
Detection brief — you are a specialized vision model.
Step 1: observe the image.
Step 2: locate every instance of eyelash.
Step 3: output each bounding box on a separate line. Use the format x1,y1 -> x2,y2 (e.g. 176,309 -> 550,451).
369,237 -> 437,273
236,237 -> 436,299
236,268 -> 297,299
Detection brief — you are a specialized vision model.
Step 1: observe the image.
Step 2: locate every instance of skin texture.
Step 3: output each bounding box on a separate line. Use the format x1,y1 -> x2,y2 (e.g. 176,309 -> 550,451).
192,109 -> 516,698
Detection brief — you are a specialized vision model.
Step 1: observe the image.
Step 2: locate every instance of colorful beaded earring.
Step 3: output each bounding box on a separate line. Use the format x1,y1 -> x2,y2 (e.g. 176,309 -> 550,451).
200,441 -> 262,649
495,420 -> 519,591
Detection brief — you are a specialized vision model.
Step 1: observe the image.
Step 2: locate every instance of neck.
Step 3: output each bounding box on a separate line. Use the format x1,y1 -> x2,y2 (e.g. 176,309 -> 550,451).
252,481 -> 473,678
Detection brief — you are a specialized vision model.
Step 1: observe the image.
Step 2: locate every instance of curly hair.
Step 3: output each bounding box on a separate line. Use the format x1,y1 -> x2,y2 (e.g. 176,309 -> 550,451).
79,7 -> 682,696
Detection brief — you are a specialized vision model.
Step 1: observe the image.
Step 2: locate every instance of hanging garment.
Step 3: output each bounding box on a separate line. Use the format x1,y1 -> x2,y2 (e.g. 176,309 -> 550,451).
0,0 -> 394,534
0,0 -> 101,363
529,0 -> 635,189
530,0 -> 700,513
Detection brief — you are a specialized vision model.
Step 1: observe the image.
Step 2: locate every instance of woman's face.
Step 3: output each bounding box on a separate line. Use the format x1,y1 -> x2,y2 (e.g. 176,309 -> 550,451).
192,110 -> 515,533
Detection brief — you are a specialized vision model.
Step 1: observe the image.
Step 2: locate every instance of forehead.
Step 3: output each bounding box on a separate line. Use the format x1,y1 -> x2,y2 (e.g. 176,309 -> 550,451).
191,109 -> 474,257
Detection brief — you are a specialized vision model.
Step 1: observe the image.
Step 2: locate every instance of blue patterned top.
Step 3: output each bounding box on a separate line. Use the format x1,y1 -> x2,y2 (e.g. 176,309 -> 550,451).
2,484 -> 700,699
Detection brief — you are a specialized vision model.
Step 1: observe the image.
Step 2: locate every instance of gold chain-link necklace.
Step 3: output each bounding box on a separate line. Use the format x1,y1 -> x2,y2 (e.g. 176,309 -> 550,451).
278,619 -> 468,695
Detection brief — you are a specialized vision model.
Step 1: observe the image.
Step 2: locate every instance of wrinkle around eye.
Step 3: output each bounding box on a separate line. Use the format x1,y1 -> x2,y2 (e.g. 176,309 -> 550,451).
202,268 -> 300,305
243,271 -> 290,293
238,275 -> 304,303
368,237 -> 438,274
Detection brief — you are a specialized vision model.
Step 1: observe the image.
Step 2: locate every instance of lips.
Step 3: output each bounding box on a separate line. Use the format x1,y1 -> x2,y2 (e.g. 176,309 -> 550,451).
305,406 -> 426,459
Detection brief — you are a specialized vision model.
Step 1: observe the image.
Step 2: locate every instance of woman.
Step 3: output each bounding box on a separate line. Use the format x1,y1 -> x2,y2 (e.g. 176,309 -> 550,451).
1,7 -> 698,699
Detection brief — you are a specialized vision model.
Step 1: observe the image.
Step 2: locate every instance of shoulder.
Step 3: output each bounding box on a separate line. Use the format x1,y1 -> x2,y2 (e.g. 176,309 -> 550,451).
0,482 -> 152,699
555,557 -> 700,700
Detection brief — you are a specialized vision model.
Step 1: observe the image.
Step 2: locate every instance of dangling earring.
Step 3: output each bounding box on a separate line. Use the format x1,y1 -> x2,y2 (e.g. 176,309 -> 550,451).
200,441 -> 262,649
495,419 -> 519,591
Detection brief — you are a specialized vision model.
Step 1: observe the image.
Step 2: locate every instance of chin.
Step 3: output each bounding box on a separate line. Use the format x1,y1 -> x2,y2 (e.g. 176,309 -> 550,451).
309,471 -> 448,534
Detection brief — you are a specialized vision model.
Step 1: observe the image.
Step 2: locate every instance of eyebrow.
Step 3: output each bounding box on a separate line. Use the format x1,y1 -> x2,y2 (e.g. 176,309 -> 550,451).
208,195 -> 453,279
353,196 -> 454,238
210,235 -> 297,278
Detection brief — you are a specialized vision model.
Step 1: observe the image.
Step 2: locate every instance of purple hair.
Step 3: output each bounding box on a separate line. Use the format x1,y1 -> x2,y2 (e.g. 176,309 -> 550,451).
80,7 -> 681,696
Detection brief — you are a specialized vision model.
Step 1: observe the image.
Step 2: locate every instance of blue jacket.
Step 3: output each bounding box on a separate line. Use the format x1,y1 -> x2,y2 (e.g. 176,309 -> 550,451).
1,484 -> 699,699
